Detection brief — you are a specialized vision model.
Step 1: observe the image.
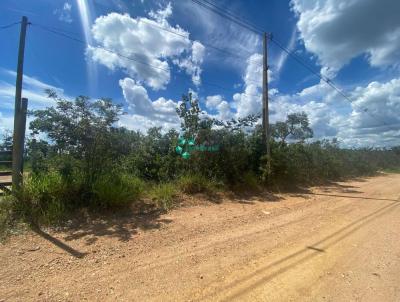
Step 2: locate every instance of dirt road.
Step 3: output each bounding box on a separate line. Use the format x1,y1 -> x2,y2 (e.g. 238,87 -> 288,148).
1,174 -> 399,301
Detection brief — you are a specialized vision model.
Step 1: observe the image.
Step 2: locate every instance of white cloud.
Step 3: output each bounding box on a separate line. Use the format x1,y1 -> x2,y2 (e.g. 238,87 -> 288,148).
205,95 -> 233,120
275,26 -> 298,75
118,77 -> 180,131
148,2 -> 172,24
0,69 -> 63,111
215,100 -> 232,120
0,112 -> 14,133
175,1 -> 261,71
173,41 -> 205,86
350,79 -> 400,130
87,3 -> 205,90
205,95 -> 223,109
233,54 -> 263,117
0,69 -> 68,134
270,95 -> 338,139
54,2 -> 73,23
270,77 -> 400,147
199,52 -> 273,121
291,0 -> 400,77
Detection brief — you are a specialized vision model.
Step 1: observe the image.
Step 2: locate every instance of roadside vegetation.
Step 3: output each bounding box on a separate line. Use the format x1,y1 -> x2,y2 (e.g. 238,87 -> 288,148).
1,90 -> 399,238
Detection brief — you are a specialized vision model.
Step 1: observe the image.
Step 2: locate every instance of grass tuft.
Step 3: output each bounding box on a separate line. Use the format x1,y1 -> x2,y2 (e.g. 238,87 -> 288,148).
149,183 -> 177,210
177,174 -> 219,194
92,174 -> 145,209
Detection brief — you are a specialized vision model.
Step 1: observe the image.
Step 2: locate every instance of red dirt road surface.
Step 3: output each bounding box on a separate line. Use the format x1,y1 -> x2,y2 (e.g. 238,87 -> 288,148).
1,173 -> 399,301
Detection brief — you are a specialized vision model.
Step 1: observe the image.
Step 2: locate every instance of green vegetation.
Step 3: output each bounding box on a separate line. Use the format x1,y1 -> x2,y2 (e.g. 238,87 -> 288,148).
177,174 -> 219,194
92,173 -> 145,209
149,183 -> 177,210
0,197 -> 15,241
1,90 -> 399,238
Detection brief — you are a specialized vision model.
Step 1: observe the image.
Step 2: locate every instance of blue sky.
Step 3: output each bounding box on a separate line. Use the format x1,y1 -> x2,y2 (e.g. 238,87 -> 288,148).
0,0 -> 399,147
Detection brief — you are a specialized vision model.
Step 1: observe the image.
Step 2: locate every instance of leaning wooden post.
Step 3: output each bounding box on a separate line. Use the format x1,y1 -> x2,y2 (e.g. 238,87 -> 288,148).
12,98 -> 28,190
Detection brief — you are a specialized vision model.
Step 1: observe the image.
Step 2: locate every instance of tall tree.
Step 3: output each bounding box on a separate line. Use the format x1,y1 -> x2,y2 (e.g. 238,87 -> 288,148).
271,112 -> 313,144
29,89 -> 123,183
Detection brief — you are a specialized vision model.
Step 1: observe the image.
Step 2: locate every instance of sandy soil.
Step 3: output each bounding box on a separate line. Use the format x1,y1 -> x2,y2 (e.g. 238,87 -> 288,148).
1,173 -> 399,301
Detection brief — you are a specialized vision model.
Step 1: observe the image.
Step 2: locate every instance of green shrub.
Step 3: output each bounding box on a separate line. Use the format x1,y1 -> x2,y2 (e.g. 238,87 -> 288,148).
177,174 -> 219,194
149,183 -> 177,210
92,173 -> 145,208
14,172 -> 71,225
239,171 -> 260,191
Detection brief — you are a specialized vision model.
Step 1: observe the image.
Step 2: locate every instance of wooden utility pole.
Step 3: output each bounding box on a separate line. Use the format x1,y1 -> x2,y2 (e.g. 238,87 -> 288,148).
12,16 -> 29,190
262,32 -> 271,172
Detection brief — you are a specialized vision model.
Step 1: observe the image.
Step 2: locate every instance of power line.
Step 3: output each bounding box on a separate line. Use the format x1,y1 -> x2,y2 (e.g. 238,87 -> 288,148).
269,36 -> 389,126
270,37 -> 349,101
191,0 -> 263,35
199,0 -> 266,33
30,23 -> 262,99
190,0 -> 389,127
32,21 -> 261,84
136,18 -> 263,87
138,18 -> 257,59
33,18 -> 258,61
21,15 -> 395,136
0,21 -> 21,30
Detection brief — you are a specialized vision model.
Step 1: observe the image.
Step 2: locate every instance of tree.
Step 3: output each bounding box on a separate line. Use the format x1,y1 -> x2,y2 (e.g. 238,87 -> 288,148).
0,130 -> 13,151
176,93 -> 203,139
271,112 -> 313,144
271,121 -> 290,144
29,89 -> 123,183
176,93 -> 261,138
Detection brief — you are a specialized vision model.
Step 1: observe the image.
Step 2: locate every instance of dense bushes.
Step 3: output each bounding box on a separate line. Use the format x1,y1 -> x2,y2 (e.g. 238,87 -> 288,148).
264,140 -> 387,186
1,91 -> 399,233
92,173 -> 145,209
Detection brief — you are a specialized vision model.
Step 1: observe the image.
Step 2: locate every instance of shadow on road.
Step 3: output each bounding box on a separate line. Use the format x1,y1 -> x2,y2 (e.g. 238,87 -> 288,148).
32,227 -> 88,258
62,207 -> 172,244
30,204 -> 173,256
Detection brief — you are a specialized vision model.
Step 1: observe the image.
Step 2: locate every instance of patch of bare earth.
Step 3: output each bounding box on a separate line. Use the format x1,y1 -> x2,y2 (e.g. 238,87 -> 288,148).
1,174 -> 399,301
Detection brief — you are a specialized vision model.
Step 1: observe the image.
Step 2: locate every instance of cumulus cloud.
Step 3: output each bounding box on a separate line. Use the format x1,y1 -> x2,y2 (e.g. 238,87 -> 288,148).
205,95 -> 223,109
173,41 -> 205,86
87,3 -> 205,90
270,95 -> 338,139
115,36 -> 399,147
233,54 -> 263,117
148,2 -> 172,24
118,77 -> 180,131
205,95 -> 233,120
270,77 -> 400,147
54,2 -> 73,23
350,79 -> 400,130
291,0 -> 400,77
